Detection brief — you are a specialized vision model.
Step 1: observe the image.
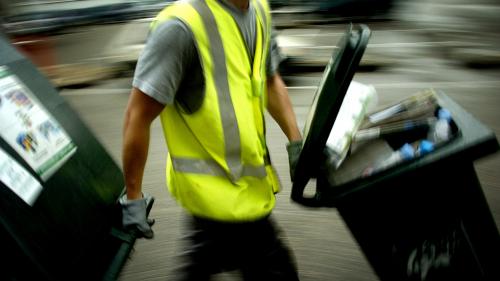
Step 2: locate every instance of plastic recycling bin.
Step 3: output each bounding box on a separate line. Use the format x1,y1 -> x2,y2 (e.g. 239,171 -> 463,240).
0,34 -> 151,280
291,24 -> 500,280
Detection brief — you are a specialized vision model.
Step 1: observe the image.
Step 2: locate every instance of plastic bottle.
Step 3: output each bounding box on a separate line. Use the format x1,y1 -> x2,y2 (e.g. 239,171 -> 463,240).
378,143 -> 415,170
428,108 -> 452,144
363,143 -> 415,176
416,139 -> 435,156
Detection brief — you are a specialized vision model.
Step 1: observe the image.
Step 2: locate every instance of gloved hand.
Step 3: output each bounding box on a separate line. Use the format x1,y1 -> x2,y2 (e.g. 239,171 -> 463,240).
286,140 -> 303,182
119,193 -> 155,239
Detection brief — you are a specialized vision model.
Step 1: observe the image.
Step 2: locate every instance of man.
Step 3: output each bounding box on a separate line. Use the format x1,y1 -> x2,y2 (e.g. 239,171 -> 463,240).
120,0 -> 303,279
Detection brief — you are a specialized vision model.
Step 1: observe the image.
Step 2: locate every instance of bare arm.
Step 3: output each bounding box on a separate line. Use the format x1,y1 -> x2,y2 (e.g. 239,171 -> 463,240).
122,87 -> 165,200
266,73 -> 302,141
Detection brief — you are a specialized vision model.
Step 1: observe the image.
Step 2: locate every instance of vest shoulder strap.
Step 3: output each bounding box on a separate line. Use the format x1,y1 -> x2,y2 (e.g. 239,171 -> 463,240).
150,1 -> 200,32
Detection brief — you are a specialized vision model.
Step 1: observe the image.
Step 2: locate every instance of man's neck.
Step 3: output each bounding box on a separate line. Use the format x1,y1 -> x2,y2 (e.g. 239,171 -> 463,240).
227,0 -> 249,11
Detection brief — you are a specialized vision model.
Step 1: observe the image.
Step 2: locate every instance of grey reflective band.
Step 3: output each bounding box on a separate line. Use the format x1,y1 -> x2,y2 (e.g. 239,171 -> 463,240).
172,157 -> 267,178
191,0 -> 242,178
186,0 -> 266,180
172,158 -> 226,177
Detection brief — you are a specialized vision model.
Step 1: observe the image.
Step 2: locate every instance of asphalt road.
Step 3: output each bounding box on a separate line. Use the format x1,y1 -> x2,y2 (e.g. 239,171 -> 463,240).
59,21 -> 500,281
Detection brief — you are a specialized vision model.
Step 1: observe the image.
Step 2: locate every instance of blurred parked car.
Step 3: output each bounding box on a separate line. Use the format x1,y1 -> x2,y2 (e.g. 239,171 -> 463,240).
271,0 -> 396,25
399,0 -> 500,66
2,0 -> 171,35
1,0 -> 172,87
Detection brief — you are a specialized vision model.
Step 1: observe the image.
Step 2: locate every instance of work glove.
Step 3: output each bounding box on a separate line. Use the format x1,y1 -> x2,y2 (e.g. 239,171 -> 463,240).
119,193 -> 155,239
286,140 -> 303,182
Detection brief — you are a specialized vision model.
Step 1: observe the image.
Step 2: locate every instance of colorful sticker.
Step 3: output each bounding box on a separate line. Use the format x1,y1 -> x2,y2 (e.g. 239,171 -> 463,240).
0,147 -> 43,206
0,66 -> 76,180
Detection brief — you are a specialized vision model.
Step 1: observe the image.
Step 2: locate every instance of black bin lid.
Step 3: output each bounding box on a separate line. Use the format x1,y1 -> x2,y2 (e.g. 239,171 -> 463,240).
291,24 -> 371,207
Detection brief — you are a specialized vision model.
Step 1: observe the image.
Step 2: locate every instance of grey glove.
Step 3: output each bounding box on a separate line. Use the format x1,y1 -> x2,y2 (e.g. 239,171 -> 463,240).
286,140 -> 303,182
119,193 -> 155,239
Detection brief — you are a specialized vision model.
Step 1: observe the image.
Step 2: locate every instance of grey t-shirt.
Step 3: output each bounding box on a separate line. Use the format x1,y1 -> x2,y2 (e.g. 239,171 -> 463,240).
133,0 -> 281,107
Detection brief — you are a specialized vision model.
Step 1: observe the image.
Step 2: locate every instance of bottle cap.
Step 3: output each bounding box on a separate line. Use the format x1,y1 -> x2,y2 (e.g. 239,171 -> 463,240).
419,140 -> 434,155
400,143 -> 415,160
438,108 -> 452,122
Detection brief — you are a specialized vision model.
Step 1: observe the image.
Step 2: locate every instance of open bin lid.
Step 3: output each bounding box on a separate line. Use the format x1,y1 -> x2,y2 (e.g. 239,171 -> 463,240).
291,24 -> 371,207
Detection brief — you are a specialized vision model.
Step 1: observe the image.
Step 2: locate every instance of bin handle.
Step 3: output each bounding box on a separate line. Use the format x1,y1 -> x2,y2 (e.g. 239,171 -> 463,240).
291,179 -> 324,207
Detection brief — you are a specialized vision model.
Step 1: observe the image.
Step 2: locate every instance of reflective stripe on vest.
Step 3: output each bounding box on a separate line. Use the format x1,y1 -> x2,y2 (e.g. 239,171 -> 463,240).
172,157 -> 268,178
167,0 -> 269,181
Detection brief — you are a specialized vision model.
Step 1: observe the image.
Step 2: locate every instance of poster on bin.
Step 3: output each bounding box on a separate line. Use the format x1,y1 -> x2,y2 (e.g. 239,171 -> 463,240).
0,66 -> 76,180
0,147 -> 42,206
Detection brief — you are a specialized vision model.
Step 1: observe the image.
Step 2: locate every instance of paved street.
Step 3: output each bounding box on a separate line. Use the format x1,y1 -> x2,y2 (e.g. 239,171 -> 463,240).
58,21 -> 500,281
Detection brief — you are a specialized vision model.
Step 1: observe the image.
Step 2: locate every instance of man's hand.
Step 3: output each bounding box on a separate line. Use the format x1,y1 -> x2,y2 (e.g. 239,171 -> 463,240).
119,193 -> 155,239
286,140 -> 303,182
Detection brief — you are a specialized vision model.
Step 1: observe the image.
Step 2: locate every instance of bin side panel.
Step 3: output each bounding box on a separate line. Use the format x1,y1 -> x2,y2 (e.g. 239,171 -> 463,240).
336,161 -> 500,281
0,38 -> 126,280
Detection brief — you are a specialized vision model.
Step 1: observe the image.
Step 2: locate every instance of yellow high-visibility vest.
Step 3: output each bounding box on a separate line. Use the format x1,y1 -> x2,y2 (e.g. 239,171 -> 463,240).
152,0 -> 280,221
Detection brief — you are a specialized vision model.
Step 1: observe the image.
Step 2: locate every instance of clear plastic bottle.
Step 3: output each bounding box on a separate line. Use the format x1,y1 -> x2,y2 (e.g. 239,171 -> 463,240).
377,143 -> 415,170
364,143 -> 415,176
428,108 -> 452,144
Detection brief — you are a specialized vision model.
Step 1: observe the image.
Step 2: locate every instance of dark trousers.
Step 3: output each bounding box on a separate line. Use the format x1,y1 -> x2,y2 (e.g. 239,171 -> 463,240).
175,214 -> 300,281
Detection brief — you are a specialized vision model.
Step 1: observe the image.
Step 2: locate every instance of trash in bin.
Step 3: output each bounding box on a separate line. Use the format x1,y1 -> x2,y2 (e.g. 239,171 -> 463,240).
343,90 -> 461,179
324,80 -> 377,170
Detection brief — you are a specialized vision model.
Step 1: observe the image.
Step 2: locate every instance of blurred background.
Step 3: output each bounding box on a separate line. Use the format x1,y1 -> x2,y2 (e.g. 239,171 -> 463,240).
1,0 -> 499,280
2,0 -> 500,84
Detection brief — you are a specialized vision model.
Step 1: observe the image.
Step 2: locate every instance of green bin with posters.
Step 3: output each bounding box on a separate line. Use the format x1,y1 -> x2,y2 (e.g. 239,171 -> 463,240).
0,34 -> 150,280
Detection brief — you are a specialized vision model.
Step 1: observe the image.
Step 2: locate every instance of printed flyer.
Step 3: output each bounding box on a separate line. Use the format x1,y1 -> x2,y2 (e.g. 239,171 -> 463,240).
0,147 -> 42,206
0,66 -> 76,180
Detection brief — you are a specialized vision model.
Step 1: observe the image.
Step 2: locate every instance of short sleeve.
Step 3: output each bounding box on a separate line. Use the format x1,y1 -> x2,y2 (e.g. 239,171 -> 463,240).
132,19 -> 196,105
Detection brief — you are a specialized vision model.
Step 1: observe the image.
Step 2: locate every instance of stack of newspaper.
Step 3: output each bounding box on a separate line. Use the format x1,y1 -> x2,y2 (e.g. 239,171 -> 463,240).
355,89 -> 439,142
